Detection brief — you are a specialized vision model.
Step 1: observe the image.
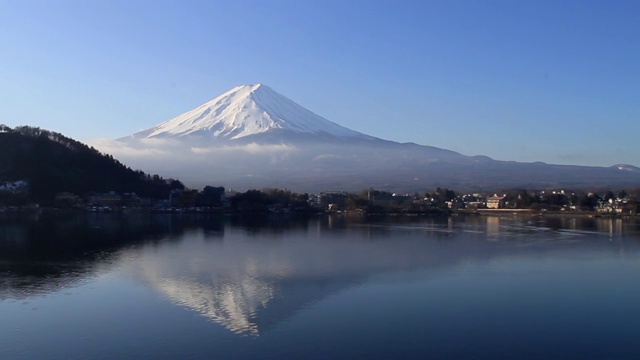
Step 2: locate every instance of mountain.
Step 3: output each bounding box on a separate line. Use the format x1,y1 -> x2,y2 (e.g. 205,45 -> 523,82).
611,164 -> 640,172
124,84 -> 372,142
107,85 -> 640,192
0,126 -> 184,203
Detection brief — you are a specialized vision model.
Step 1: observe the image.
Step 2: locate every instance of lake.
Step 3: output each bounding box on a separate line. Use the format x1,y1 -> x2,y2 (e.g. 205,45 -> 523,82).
2,212 -> 640,359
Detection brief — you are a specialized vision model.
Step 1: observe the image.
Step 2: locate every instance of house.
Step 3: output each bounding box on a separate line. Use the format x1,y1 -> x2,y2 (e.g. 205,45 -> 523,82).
318,191 -> 349,210
368,192 -> 413,209
170,189 -> 199,207
596,199 -> 627,214
54,192 -> 82,207
446,198 -> 465,210
87,191 -> 122,207
198,186 -> 225,207
486,195 -> 506,209
170,186 -> 225,208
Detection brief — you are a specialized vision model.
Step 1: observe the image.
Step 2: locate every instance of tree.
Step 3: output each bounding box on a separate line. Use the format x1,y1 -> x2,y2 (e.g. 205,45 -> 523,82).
1,125 -> 186,202
577,193 -> 599,210
504,189 -> 536,208
604,191 -> 615,202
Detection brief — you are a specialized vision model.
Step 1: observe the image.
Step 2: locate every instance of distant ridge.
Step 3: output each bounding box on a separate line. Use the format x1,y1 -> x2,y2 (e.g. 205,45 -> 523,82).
103,85 -> 640,192
611,164 -> 640,172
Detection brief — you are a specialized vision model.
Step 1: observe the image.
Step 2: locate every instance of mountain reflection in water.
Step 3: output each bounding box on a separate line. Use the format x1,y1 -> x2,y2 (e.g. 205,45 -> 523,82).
2,213 -> 639,339
0,214 -> 640,359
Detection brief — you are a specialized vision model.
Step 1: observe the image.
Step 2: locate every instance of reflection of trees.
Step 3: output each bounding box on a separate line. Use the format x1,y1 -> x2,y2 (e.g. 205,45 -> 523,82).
227,214 -> 310,235
0,213 -> 224,299
2,213 -> 639,333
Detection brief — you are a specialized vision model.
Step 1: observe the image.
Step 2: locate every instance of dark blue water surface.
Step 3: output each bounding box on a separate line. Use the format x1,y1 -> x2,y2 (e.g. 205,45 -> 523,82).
2,213 -> 640,359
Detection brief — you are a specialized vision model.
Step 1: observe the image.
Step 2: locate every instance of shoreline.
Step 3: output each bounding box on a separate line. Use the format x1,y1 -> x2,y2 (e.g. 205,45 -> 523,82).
1,205 -> 637,219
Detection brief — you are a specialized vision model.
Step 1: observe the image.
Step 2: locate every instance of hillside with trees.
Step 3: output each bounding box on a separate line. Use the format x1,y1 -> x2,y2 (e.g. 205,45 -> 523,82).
0,125 -> 184,204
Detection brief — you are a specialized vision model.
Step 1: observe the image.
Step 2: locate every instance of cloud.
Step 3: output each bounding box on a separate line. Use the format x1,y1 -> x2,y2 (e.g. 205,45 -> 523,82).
88,138 -> 300,177
90,138 -> 175,157
312,153 -> 359,162
190,143 -> 295,154
313,154 -> 342,161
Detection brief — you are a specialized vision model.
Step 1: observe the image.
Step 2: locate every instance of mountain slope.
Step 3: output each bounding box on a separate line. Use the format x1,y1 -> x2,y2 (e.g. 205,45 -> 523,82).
126,84 -> 372,141
105,85 -> 640,192
0,126 -> 184,202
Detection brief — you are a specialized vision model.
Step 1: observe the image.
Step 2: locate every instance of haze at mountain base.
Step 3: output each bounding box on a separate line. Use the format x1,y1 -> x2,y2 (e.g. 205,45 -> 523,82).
96,84 -> 640,192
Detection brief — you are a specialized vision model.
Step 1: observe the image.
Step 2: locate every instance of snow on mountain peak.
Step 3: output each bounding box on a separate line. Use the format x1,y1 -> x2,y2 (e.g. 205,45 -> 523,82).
132,84 -> 369,141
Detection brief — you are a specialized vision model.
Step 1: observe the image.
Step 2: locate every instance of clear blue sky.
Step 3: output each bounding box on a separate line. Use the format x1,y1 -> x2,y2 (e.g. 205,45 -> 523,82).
1,0 -> 638,166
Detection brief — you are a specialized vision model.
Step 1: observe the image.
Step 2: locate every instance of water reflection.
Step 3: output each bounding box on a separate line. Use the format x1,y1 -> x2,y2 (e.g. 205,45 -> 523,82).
2,213 -> 640,336
0,213 -> 223,299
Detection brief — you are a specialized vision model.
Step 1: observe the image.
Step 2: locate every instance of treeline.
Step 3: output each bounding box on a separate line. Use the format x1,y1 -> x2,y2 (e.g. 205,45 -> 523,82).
347,187 -> 457,211
229,188 -> 311,212
501,189 -> 639,212
225,187 -> 459,214
0,125 -> 184,203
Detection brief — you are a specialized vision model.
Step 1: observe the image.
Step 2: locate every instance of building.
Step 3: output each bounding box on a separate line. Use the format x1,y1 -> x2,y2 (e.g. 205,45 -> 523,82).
170,186 -> 225,208
198,186 -> 225,207
87,191 -> 122,207
368,192 -> 413,209
486,195 -> 506,209
54,192 -> 82,207
318,191 -> 349,210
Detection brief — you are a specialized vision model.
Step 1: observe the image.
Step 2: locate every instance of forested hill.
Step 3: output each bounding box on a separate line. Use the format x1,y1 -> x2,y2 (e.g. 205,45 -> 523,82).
0,125 -> 184,202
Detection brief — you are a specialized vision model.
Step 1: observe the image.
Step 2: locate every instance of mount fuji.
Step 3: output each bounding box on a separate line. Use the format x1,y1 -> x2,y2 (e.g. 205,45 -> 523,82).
126,84 -> 372,142
105,84 -> 640,192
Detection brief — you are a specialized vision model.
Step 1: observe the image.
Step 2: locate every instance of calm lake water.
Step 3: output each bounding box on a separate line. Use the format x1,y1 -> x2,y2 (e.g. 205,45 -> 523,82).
2,213 -> 640,359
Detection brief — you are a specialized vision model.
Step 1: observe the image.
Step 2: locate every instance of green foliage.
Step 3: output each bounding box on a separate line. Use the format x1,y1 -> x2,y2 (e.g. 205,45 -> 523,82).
347,193 -> 369,209
504,189 -> 537,208
577,193 -> 599,209
603,191 -> 615,202
229,189 -> 311,212
0,126 -> 184,203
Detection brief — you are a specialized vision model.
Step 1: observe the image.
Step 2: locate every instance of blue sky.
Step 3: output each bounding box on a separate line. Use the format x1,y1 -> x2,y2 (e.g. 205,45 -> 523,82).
1,0 -> 638,166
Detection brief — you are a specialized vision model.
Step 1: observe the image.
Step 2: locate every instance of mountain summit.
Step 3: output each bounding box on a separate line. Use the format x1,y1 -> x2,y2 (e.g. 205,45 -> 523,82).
107,84 -> 640,192
128,84 -> 371,141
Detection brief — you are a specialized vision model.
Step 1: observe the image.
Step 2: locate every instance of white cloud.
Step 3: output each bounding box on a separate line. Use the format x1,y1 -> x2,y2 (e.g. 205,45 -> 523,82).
89,138 -> 173,157
190,143 -> 295,155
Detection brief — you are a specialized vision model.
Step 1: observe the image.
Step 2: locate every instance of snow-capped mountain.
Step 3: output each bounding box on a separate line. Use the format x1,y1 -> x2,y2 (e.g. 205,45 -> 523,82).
611,164 -> 640,172
103,84 -> 640,192
126,84 -> 372,142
